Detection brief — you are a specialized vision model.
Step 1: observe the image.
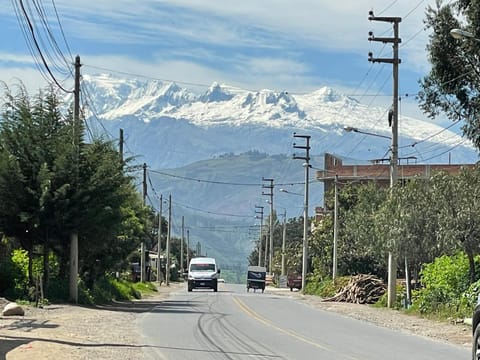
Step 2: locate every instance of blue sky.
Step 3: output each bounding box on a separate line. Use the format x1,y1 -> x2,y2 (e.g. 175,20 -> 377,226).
1,1 -> 445,122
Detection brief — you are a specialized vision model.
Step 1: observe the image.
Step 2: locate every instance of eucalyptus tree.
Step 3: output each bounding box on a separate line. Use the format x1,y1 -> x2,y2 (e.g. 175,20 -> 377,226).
388,178 -> 444,283
337,182 -> 388,277
418,0 -> 480,150
431,168 -> 480,283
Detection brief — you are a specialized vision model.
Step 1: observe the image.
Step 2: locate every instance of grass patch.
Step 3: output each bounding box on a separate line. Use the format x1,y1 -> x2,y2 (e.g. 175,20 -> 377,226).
78,278 -> 158,305
304,276 -> 350,297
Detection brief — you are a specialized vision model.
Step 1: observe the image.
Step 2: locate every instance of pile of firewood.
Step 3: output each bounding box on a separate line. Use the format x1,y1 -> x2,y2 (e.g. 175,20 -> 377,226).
322,274 -> 386,304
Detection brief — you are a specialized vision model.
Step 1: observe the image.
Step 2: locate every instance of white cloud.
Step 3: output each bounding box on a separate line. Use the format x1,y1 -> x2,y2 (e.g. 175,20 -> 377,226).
1,0 -> 443,122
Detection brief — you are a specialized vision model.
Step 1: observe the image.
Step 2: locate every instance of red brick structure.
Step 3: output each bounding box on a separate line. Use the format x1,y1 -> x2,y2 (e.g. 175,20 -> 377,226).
316,153 -> 476,215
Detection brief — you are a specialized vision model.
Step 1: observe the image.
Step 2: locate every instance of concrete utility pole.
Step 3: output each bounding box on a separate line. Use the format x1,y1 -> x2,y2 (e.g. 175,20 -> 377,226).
158,195 -> 163,285
333,174 -> 339,282
293,133 -> 311,293
186,229 -> 190,269
281,209 -> 287,277
141,163 -> 147,282
181,216 -> 185,274
166,194 -> 171,286
69,55 -> 81,303
368,10 -> 401,308
196,241 -> 201,257
255,205 -> 264,267
119,128 -> 124,165
262,178 -> 274,274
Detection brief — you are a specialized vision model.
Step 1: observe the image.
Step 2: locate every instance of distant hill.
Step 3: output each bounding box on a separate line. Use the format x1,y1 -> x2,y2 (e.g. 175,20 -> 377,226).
147,152 -> 323,271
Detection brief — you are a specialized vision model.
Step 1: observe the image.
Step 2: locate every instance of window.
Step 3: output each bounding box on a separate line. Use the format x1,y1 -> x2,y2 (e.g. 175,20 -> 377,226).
190,263 -> 215,271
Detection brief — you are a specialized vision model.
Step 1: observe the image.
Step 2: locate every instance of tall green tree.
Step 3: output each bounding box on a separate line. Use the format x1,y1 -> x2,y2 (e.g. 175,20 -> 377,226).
0,85 -> 148,296
0,85 -> 75,285
418,0 -> 480,150
432,169 -> 480,282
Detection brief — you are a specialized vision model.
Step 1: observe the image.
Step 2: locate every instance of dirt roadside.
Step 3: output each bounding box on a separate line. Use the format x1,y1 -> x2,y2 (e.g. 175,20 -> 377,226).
0,283 -> 472,360
0,282 -> 184,360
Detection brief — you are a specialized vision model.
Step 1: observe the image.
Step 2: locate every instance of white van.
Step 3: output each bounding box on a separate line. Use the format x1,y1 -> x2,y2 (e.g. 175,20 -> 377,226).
187,257 -> 220,292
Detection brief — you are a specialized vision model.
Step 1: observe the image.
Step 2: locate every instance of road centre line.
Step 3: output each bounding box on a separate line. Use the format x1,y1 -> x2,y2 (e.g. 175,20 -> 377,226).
232,296 -> 359,360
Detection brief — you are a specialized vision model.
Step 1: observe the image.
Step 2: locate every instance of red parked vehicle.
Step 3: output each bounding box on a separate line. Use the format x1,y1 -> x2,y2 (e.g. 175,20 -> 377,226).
287,273 -> 302,291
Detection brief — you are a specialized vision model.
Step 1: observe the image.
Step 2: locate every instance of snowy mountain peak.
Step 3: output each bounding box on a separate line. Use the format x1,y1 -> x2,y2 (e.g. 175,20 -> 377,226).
200,82 -> 233,103
81,73 -> 477,166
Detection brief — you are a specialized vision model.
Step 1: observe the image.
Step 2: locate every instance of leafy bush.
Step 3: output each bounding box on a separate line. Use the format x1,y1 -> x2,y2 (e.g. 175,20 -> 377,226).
373,284 -> 406,309
411,253 -> 476,317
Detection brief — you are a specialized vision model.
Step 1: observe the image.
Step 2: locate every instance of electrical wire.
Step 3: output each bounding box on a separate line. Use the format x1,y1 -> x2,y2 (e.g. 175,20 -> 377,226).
13,0 -> 73,93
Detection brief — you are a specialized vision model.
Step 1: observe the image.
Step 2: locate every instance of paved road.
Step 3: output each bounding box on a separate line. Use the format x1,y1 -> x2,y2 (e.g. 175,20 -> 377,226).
138,283 -> 470,360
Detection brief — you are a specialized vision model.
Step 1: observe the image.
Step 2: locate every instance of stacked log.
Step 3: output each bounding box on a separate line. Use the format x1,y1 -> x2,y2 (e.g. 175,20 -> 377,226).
322,274 -> 386,304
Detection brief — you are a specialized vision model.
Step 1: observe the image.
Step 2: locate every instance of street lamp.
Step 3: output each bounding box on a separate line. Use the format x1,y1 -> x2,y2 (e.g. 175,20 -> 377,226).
343,126 -> 392,140
279,188 -> 303,196
450,28 -> 477,40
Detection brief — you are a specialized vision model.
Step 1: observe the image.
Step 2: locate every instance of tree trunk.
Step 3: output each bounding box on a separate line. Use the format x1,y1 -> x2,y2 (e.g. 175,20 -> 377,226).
467,248 -> 476,284
28,243 -> 33,286
43,231 -> 50,292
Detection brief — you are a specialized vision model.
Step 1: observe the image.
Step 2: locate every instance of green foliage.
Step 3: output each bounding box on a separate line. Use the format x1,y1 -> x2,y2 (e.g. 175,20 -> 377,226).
304,273 -> 350,297
77,276 -> 155,305
418,1 -> 480,150
373,284 -> 406,310
9,249 -> 29,298
411,253 -> 475,317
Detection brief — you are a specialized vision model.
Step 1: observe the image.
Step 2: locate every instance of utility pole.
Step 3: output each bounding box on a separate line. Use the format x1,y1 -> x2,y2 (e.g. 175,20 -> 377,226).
281,209 -> 287,277
262,178 -> 274,274
368,10 -> 401,308
69,55 -> 81,303
333,174 -> 338,282
196,241 -> 201,257
186,229 -> 190,269
166,194 -> 171,286
293,133 -> 311,293
254,205 -> 264,267
181,216 -> 185,274
119,128 -> 124,165
158,195 -> 163,285
141,163 -> 147,283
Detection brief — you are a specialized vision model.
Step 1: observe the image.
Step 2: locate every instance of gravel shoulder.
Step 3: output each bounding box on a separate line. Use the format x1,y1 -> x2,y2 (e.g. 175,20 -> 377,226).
0,283 -> 472,359
0,282 -> 184,360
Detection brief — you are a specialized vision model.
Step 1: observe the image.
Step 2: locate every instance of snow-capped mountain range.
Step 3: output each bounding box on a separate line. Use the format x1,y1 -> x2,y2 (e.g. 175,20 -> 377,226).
82,73 -> 477,170
78,74 -> 478,267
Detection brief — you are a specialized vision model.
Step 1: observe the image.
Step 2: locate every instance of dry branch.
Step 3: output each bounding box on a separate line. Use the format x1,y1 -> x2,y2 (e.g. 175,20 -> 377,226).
323,274 -> 386,304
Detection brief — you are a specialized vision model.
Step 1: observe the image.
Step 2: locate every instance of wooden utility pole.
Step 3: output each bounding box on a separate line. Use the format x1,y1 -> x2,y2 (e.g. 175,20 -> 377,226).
69,55 -> 81,303
368,10 -> 401,308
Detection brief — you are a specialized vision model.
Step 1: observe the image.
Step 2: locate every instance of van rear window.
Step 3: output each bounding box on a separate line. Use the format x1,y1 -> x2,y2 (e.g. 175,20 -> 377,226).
190,263 -> 215,271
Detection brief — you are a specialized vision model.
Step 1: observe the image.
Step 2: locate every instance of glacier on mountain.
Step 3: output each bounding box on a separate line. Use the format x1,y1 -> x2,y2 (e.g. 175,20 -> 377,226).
81,73 -> 478,169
